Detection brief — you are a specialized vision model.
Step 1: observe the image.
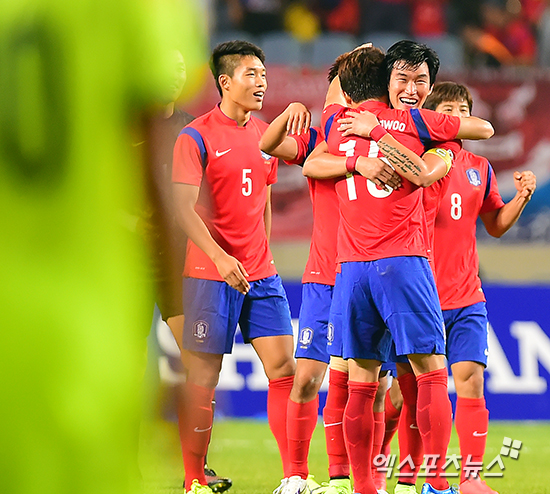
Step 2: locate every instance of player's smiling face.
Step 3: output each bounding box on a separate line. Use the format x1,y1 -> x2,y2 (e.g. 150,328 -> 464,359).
435,100 -> 471,118
225,55 -> 267,112
388,61 -> 432,110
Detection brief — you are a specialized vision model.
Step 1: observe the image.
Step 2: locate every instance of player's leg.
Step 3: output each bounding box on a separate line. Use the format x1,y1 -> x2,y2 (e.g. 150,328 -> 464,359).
285,283 -> 332,488
179,277 -> 245,492
242,275 -> 296,487
372,372 -> 388,488
323,274 -> 352,494
394,361 -> 423,493
346,358 -> 381,494
166,314 -> 233,493
445,304 -> 496,494
374,375 -> 402,492
373,256 -> 452,493
340,261 -> 389,494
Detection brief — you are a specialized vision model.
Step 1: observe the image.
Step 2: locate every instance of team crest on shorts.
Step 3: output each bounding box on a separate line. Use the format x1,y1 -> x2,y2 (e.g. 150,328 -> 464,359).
193,320 -> 209,339
466,168 -> 482,186
299,327 -> 313,346
327,323 -> 334,345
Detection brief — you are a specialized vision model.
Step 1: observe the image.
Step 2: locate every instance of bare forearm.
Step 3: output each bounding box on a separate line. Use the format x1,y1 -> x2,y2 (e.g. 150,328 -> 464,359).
481,193 -> 529,237
176,208 -> 226,262
303,152 -> 347,178
457,116 -> 494,140
377,134 -> 446,187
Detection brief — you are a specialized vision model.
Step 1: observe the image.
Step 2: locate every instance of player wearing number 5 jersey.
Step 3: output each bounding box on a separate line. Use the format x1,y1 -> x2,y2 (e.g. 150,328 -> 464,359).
425,82 -> 536,494
172,41 -> 296,494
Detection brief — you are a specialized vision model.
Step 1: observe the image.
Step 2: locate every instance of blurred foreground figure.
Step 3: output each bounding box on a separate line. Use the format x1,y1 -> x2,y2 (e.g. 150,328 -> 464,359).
0,1 -> 204,494
146,50 -> 231,493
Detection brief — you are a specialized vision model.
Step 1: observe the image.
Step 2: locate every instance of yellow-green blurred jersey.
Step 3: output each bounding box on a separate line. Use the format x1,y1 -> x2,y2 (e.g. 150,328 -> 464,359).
0,0 -> 206,493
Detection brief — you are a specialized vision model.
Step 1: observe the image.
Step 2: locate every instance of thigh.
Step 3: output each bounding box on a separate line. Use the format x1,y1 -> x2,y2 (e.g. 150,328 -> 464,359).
182,348 -> 224,389
239,275 -> 293,342
340,262 -> 391,362
372,256 -> 445,357
182,277 -> 244,354
252,334 -> 295,380
444,302 -> 489,366
328,272 -> 344,357
296,283 -> 333,364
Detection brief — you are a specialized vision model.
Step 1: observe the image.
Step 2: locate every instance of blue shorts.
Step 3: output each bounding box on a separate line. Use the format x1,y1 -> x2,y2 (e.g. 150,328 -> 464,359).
295,283 -> 333,363
444,301 -> 489,366
182,275 -> 293,354
327,272 -> 344,358
340,257 -> 446,361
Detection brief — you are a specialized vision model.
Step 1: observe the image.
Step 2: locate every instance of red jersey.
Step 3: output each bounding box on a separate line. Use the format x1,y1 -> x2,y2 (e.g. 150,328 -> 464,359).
287,128 -> 338,285
421,140 -> 462,268
322,101 -> 461,263
433,149 -> 505,310
172,105 -> 278,282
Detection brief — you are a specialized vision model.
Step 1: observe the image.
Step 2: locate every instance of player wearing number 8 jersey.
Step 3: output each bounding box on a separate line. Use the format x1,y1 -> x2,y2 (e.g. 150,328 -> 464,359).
425,82 -> 536,494
172,41 -> 296,494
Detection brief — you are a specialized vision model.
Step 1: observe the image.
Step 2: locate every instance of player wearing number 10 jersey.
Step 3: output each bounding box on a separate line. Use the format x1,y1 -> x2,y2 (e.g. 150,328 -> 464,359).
172,41 -> 296,494
316,46 -> 472,494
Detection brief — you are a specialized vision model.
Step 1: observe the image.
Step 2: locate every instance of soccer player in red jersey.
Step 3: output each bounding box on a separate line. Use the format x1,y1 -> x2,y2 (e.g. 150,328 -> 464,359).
171,41 -> 296,494
424,82 -> 536,494
310,40 -> 491,494
304,46 -> 493,494
259,76 -> 401,493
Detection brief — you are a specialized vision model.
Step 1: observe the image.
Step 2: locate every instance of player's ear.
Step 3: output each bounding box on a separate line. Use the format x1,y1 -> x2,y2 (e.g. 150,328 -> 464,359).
219,73 -> 231,92
427,84 -> 434,97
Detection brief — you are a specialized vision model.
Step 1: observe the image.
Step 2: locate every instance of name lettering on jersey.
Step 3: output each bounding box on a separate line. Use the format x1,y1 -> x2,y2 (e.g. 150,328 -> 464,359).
380,119 -> 406,133
215,148 -> 231,157
466,168 -> 482,186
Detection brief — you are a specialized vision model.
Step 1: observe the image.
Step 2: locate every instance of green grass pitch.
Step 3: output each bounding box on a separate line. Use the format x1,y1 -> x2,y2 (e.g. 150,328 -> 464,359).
140,418 -> 550,494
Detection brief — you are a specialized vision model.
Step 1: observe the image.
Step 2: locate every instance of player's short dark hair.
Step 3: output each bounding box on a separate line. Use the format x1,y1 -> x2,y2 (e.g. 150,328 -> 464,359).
210,40 -> 265,96
424,81 -> 474,112
338,46 -> 387,103
385,40 -> 440,88
328,52 -> 348,83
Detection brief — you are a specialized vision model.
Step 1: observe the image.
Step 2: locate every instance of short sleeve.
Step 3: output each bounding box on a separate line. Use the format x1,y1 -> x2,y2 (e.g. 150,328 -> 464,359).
321,104 -> 344,140
480,164 -> 505,214
415,109 -> 461,142
266,156 -> 278,185
172,131 -> 204,185
284,127 -> 321,166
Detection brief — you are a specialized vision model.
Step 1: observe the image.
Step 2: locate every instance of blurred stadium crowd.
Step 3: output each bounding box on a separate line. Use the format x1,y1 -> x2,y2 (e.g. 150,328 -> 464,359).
205,0 -> 550,68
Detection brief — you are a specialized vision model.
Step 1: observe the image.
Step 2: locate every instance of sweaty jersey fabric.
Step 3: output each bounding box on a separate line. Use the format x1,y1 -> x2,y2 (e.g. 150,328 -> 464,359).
287,127 -> 339,285
173,104 -> 278,282
322,101 -> 461,263
434,149 -> 505,310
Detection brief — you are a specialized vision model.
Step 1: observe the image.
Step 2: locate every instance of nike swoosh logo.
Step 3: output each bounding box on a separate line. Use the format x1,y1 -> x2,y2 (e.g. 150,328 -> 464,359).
215,149 -> 231,157
194,426 -> 213,433
473,431 -> 488,436
410,424 -> 419,429
323,421 -> 343,427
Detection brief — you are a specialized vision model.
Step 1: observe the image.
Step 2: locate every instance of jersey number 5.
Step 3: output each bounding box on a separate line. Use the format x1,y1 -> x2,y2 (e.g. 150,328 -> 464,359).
242,169 -> 252,196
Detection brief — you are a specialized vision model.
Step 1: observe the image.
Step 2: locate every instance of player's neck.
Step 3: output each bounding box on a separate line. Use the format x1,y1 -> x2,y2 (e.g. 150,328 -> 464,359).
350,97 -> 385,109
219,100 -> 252,127
164,101 -> 176,119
